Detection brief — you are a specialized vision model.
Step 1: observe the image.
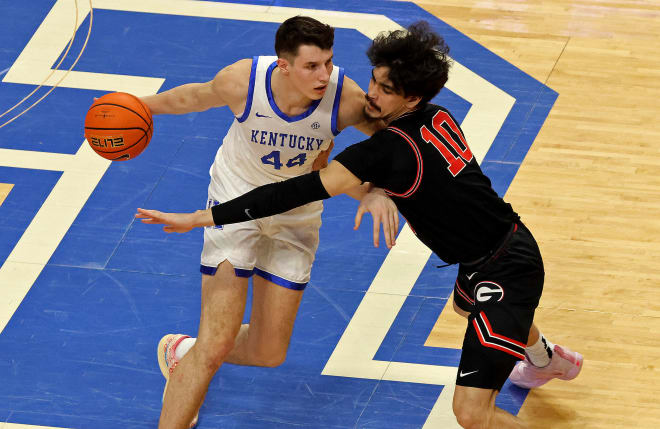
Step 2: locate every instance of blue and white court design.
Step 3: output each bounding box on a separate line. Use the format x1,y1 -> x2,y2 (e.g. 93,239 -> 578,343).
0,1 -> 557,428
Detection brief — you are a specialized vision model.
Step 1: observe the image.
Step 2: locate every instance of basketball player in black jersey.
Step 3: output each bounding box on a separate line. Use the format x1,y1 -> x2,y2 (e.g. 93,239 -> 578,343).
137,22 -> 584,429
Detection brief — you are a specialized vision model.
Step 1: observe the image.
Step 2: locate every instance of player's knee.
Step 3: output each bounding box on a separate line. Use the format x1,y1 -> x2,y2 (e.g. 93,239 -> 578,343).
252,346 -> 288,368
453,401 -> 487,429
259,352 -> 287,368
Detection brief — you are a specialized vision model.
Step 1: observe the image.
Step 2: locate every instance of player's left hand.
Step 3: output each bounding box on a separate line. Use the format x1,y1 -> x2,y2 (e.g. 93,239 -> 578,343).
135,208 -> 199,233
354,188 -> 399,249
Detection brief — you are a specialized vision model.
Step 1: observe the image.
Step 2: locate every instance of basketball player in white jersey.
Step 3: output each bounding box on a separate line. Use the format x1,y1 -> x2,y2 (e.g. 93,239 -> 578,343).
140,17 -> 396,428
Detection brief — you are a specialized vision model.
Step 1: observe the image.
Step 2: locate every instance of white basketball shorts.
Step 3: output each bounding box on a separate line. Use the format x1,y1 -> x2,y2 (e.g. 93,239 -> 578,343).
200,165 -> 322,290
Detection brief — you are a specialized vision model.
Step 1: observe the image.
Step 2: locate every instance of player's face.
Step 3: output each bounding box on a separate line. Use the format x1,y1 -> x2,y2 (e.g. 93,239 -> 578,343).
287,45 -> 334,100
365,67 -> 419,122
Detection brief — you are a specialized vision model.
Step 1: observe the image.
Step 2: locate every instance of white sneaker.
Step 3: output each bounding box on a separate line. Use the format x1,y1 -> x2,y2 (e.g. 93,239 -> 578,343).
157,334 -> 199,428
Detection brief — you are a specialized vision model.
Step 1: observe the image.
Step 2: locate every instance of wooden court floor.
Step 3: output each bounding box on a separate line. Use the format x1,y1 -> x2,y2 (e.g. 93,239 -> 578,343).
1,1 -> 658,428
420,1 -> 660,427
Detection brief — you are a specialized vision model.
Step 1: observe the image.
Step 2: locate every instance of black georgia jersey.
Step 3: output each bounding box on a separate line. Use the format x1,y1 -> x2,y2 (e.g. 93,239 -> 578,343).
334,104 -> 519,264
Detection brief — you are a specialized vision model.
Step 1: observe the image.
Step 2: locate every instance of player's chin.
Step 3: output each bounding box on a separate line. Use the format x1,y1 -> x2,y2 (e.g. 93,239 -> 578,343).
364,105 -> 382,120
311,85 -> 328,98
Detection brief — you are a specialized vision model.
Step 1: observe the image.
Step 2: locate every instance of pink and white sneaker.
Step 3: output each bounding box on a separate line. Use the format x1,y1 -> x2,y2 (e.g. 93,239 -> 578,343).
157,334 -> 199,428
509,344 -> 583,389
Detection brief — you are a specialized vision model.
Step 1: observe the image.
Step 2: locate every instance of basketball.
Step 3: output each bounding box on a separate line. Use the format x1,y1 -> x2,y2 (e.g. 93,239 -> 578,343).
84,92 -> 153,161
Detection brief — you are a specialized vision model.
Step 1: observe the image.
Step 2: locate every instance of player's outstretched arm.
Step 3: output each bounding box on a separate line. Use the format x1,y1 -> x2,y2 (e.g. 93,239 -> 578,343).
135,208 -> 213,233
135,168 -> 332,234
136,161 -> 398,248
136,162 -> 357,231
140,58 -> 252,115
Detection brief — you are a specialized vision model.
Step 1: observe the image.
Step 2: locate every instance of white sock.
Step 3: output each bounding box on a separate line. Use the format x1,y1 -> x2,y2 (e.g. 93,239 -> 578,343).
525,333 -> 554,367
175,337 -> 196,361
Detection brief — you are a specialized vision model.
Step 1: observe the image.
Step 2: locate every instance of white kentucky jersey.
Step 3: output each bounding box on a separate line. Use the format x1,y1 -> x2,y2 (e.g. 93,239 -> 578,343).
211,55 -> 345,188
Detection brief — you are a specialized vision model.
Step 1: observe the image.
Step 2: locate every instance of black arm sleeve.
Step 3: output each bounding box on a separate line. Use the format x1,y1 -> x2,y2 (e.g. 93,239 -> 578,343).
211,170 -> 331,226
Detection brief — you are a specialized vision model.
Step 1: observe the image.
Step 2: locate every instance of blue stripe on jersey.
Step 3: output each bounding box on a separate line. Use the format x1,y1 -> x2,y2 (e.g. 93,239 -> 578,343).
236,56 -> 259,123
200,265 -> 254,278
200,265 -> 216,275
202,264 -> 308,289
265,61 -> 321,122
234,268 -> 254,277
254,267 -> 307,290
331,67 -> 345,136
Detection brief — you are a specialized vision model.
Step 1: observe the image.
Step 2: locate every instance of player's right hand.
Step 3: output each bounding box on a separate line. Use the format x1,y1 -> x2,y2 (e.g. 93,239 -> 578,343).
135,208 -> 200,233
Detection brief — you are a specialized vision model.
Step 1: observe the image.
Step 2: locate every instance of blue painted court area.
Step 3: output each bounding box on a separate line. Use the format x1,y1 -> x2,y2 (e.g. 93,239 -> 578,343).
0,1 -> 555,427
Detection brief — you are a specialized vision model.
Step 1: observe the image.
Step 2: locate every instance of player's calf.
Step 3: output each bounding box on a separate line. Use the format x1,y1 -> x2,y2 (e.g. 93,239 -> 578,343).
157,334 -> 199,429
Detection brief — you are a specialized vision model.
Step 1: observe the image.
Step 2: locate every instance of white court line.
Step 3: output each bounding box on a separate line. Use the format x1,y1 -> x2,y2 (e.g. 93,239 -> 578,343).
0,149 -> 77,172
0,1 -> 514,427
0,0 -> 164,338
0,424 -> 68,429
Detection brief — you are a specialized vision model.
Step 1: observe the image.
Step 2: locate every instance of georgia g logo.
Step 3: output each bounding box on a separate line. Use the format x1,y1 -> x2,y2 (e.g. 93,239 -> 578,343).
475,281 -> 504,303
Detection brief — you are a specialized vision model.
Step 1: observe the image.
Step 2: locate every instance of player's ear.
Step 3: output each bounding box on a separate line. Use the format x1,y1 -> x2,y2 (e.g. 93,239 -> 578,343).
276,57 -> 291,75
405,95 -> 422,109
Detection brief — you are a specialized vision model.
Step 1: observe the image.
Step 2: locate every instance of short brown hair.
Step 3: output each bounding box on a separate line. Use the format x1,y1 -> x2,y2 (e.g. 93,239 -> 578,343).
275,16 -> 334,59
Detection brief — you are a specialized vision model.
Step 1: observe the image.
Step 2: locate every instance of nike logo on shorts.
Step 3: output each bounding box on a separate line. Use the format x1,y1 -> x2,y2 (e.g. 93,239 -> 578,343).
245,208 -> 253,219
459,370 -> 479,377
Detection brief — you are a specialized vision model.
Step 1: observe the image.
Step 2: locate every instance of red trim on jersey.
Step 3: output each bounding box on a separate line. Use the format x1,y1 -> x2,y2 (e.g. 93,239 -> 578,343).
454,280 -> 475,305
479,311 -> 526,348
472,318 -> 525,360
383,127 -> 423,198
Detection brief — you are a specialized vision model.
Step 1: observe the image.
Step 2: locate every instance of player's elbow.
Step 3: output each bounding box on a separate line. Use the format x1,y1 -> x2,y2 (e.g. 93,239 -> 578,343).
171,82 -> 217,113
319,161 -> 361,197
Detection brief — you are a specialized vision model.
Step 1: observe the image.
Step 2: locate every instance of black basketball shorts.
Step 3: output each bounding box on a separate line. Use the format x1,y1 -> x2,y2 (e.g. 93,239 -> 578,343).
453,222 -> 545,390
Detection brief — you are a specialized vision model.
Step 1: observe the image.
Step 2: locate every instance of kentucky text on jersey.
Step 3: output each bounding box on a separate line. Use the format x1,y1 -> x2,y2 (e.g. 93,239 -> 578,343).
250,129 -> 324,151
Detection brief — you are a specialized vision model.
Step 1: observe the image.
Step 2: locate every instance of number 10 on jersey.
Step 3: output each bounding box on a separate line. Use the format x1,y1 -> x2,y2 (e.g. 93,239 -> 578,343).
420,110 -> 474,176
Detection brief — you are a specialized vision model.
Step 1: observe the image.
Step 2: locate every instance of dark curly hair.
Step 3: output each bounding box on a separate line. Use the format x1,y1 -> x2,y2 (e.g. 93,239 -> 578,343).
367,21 -> 451,107
275,16 -> 334,59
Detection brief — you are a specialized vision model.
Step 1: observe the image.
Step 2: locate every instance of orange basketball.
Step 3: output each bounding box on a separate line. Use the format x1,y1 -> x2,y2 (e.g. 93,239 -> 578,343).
84,92 -> 153,161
